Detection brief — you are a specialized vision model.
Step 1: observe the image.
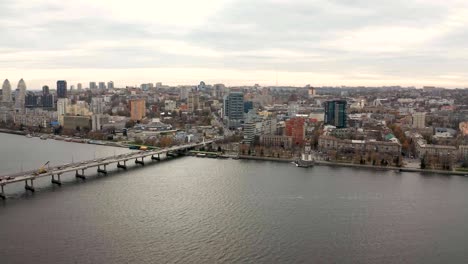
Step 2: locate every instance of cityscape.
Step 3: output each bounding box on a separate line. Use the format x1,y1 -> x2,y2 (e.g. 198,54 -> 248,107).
3,0 -> 468,263
1,79 -> 467,172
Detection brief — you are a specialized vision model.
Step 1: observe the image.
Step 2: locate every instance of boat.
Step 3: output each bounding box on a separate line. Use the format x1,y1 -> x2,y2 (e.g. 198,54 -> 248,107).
26,134 -> 32,138
40,135 -> 48,140
295,153 -> 315,168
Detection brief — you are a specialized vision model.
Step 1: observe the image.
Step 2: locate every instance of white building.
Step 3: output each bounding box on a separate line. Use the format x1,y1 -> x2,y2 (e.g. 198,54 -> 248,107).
91,97 -> 105,114
57,98 -> 70,116
2,79 -> 12,102
15,79 -> 26,110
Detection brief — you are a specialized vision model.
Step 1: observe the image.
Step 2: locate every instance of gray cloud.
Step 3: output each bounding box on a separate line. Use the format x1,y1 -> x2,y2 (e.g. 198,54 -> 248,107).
1,0 -> 468,87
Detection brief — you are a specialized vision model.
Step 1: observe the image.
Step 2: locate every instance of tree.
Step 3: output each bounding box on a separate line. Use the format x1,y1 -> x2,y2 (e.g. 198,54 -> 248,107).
159,137 -> 173,148
462,158 -> 468,168
125,120 -> 135,128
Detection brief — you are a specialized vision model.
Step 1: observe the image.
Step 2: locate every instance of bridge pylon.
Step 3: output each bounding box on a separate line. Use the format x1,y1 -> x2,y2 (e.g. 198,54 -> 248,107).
24,180 -> 35,192
51,174 -> 62,186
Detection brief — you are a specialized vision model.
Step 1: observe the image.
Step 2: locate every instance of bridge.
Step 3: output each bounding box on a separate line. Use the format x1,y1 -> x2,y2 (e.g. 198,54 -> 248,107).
0,140 -> 214,200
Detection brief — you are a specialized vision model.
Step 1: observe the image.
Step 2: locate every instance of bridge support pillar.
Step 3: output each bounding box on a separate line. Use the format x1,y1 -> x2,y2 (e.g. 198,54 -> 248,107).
151,154 -> 160,161
0,185 -> 5,200
24,180 -> 35,192
51,174 -> 62,186
97,165 -> 108,175
76,169 -> 86,180
117,161 -> 127,170
135,157 -> 145,166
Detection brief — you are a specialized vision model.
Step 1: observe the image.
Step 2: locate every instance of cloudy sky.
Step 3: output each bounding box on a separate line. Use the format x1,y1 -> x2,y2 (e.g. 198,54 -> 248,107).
1,0 -> 468,89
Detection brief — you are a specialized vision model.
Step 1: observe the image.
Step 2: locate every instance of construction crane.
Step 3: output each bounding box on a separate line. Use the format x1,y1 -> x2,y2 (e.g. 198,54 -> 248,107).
33,161 -> 50,176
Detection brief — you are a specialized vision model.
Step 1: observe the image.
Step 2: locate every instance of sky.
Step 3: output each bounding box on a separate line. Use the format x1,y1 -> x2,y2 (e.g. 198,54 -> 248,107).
1,0 -> 468,89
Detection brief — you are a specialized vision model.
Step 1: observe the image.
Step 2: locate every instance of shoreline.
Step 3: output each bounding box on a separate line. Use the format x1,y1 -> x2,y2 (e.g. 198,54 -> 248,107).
238,155 -> 468,176
1,129 -> 466,177
0,129 -> 126,149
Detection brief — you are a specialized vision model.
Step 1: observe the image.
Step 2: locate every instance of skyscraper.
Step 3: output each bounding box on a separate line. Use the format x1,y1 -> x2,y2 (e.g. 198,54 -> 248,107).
41,85 -> 54,108
42,85 -> 49,95
107,81 -> 114,90
188,91 -> 199,113
15,79 -> 26,109
98,82 -> 106,90
324,100 -> 347,128
223,91 -> 244,129
2,79 -> 12,102
25,91 -> 38,108
57,80 -> 67,98
89,82 -> 97,90
77,83 -> 83,91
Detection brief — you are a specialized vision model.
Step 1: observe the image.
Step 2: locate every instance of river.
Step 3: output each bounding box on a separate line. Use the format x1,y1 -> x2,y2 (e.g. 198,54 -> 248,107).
1,133 -> 468,263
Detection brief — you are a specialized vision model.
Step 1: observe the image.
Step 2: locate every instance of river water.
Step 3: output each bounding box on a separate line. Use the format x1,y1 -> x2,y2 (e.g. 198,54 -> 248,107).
1,133 -> 468,263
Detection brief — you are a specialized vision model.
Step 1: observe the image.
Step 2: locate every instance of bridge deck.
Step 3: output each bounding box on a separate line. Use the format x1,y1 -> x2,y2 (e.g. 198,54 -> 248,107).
0,141 -> 212,187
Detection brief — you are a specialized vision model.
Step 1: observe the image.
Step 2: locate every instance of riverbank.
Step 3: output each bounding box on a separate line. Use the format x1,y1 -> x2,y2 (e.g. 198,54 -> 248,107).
0,128 -> 27,136
238,154 -> 468,176
0,129 -> 127,149
238,155 -> 294,163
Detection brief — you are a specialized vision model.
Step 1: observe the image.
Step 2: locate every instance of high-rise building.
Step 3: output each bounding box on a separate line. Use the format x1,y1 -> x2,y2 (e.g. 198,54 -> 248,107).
42,85 -> 49,95
77,83 -> 83,91
324,100 -> 347,128
89,82 -> 97,90
42,93 -> 55,109
2,79 -> 12,102
412,112 -> 426,129
285,117 -> 305,146
307,85 -> 316,98
15,79 -> 27,110
57,98 -> 70,117
198,81 -> 206,91
91,98 -> 105,114
98,82 -> 106,90
244,101 -> 253,113
180,87 -> 189,100
223,91 -> 244,129
107,81 -> 114,90
212,83 -> 226,99
288,102 -> 299,117
188,91 -> 199,113
57,80 -> 67,98
243,122 -> 256,145
129,99 -> 146,121
25,91 -> 38,108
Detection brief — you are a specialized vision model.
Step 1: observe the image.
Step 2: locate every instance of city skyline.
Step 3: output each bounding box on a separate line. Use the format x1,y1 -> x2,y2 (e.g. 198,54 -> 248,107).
2,0 -> 468,88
